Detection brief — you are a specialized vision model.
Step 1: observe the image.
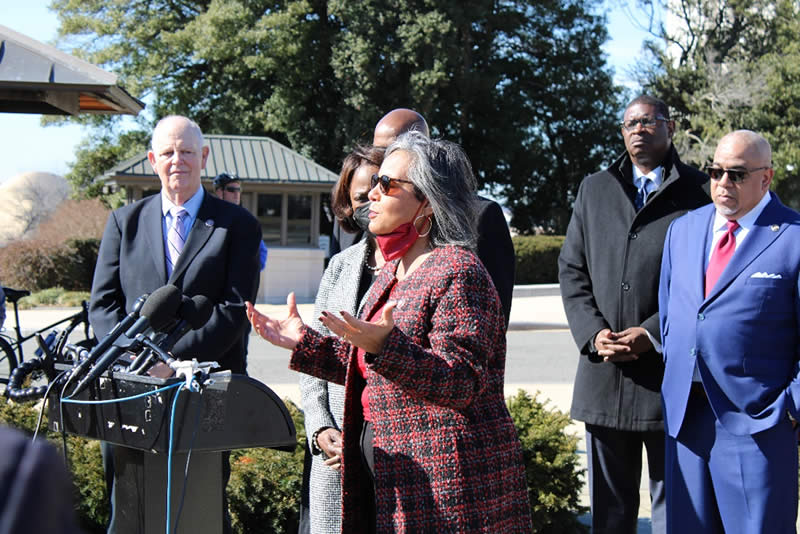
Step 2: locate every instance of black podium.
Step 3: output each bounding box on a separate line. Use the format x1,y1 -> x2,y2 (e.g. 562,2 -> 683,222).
48,370 -> 296,534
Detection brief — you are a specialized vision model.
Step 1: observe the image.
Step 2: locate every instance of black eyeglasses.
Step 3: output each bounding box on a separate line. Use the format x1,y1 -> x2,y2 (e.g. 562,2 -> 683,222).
370,174 -> 414,194
621,116 -> 669,131
224,186 -> 241,193
705,166 -> 770,183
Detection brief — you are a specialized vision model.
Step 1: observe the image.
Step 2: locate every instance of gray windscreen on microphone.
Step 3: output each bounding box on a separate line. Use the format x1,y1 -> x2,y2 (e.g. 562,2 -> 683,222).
179,295 -> 213,329
139,285 -> 183,331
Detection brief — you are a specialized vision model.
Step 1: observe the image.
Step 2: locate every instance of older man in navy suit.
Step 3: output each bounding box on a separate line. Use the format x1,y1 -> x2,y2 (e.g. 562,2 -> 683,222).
90,115 -> 261,374
659,130 -> 800,532
90,115 -> 261,533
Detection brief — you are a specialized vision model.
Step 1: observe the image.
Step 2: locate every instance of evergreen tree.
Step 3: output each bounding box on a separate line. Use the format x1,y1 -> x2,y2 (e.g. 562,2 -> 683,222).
53,0 -> 623,233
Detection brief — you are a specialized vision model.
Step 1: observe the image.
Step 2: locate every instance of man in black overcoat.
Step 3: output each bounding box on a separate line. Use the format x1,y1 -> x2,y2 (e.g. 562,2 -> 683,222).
558,95 -> 710,534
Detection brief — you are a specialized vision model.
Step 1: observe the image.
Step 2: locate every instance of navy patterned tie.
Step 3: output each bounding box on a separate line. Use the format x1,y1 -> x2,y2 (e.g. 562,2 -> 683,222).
635,180 -> 650,210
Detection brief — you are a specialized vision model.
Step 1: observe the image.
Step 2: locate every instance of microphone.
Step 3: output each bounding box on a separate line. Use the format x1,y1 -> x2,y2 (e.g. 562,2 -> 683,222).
68,285 -> 182,397
124,295 -> 203,373
134,334 -> 176,366
122,288 -> 183,343
157,295 -> 213,354
66,293 -> 149,387
126,296 -> 212,376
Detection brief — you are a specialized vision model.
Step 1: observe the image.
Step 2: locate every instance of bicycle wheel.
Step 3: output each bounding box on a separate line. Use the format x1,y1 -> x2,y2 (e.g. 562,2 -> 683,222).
0,336 -> 18,385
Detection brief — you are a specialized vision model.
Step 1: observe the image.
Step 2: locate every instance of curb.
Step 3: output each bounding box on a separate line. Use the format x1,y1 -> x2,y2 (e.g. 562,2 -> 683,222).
512,283 -> 561,298
508,321 -> 568,331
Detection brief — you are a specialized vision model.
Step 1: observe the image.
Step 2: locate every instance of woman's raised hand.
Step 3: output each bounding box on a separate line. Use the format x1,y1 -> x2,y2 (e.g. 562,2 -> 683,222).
245,292 -> 305,350
319,301 -> 397,355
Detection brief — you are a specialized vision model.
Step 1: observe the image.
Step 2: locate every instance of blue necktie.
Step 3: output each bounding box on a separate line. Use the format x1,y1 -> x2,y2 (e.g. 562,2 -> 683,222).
635,180 -> 650,210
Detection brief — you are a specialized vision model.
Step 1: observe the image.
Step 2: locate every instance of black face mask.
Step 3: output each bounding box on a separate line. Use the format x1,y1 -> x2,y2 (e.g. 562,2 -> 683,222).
352,203 -> 373,235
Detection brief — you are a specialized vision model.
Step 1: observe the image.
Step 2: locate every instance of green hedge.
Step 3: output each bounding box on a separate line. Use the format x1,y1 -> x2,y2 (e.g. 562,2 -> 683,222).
513,235 -> 565,285
1,390 -> 585,533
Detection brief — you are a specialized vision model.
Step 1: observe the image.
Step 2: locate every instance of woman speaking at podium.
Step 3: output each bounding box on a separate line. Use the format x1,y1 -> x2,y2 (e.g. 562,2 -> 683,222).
246,132 -> 531,533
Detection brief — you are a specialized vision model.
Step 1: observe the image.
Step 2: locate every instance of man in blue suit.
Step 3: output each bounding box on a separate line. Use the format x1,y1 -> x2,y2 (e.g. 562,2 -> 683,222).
659,130 -> 800,532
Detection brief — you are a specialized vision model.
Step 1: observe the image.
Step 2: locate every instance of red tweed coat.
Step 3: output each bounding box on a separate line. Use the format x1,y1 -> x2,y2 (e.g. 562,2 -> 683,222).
290,245 -> 532,533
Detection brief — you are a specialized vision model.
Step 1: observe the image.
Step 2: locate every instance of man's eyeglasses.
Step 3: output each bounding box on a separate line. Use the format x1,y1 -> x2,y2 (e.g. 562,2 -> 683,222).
370,174 -> 414,194
621,116 -> 669,132
705,166 -> 770,184
224,186 -> 241,193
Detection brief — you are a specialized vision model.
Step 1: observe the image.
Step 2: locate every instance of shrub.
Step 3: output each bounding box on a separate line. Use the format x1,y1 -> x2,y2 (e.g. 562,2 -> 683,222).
513,235 -> 565,284
0,238 -> 101,292
57,238 -> 102,291
0,239 -> 60,290
507,389 -> 588,534
12,288 -> 91,309
228,400 -> 306,533
0,198 -> 107,292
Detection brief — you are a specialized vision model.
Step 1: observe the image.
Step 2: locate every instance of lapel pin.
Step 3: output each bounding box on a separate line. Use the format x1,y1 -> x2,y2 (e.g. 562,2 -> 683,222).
770,224 -> 779,232
205,219 -> 214,227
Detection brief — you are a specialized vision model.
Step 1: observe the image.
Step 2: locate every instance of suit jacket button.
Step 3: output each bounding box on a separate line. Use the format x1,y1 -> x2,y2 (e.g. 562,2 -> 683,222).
697,313 -> 705,320
629,232 -> 638,240
690,348 -> 696,356
621,282 -> 630,291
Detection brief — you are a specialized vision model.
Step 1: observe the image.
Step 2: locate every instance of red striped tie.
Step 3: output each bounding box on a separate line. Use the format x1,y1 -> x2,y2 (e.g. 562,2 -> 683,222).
705,220 -> 739,297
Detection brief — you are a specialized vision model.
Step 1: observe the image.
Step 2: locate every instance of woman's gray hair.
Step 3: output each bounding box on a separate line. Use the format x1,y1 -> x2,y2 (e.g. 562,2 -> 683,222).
385,131 -> 478,249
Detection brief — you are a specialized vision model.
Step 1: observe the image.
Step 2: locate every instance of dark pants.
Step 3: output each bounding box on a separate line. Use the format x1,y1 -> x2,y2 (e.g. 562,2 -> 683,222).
360,420 -> 376,534
585,423 -> 666,534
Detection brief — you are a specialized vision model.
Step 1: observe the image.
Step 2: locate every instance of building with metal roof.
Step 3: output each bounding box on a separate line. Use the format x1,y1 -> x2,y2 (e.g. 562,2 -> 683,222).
103,134 -> 339,303
0,24 -> 144,116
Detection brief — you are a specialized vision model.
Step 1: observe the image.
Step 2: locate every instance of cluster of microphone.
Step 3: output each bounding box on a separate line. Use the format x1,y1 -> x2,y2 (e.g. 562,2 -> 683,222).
65,285 -> 213,397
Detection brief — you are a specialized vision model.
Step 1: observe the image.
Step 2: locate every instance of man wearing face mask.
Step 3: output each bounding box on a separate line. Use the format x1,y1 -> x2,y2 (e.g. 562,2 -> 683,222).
298,145 -> 385,534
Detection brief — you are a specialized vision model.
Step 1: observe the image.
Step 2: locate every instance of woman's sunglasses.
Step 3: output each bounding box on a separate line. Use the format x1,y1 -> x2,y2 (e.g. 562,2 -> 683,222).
370,174 -> 414,194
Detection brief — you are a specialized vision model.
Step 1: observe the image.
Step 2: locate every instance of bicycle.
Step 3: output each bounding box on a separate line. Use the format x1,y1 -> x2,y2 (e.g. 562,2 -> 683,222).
0,286 -> 95,386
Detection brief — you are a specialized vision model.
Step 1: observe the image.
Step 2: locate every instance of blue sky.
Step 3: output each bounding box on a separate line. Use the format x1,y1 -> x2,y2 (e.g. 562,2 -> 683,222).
0,0 -> 656,184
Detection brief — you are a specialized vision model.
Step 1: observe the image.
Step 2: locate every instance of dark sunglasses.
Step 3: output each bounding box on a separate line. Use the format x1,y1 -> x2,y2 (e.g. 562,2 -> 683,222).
705,165 -> 770,184
224,186 -> 241,193
370,174 -> 414,194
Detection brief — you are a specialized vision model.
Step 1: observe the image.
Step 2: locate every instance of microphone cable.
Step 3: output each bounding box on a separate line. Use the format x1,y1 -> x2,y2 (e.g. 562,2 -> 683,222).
58,381 -> 185,469
31,369 -> 69,442
166,380 -> 203,534
58,376 -> 206,534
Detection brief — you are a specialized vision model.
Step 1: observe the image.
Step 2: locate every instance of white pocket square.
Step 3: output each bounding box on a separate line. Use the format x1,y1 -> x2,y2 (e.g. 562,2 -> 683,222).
750,272 -> 782,279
